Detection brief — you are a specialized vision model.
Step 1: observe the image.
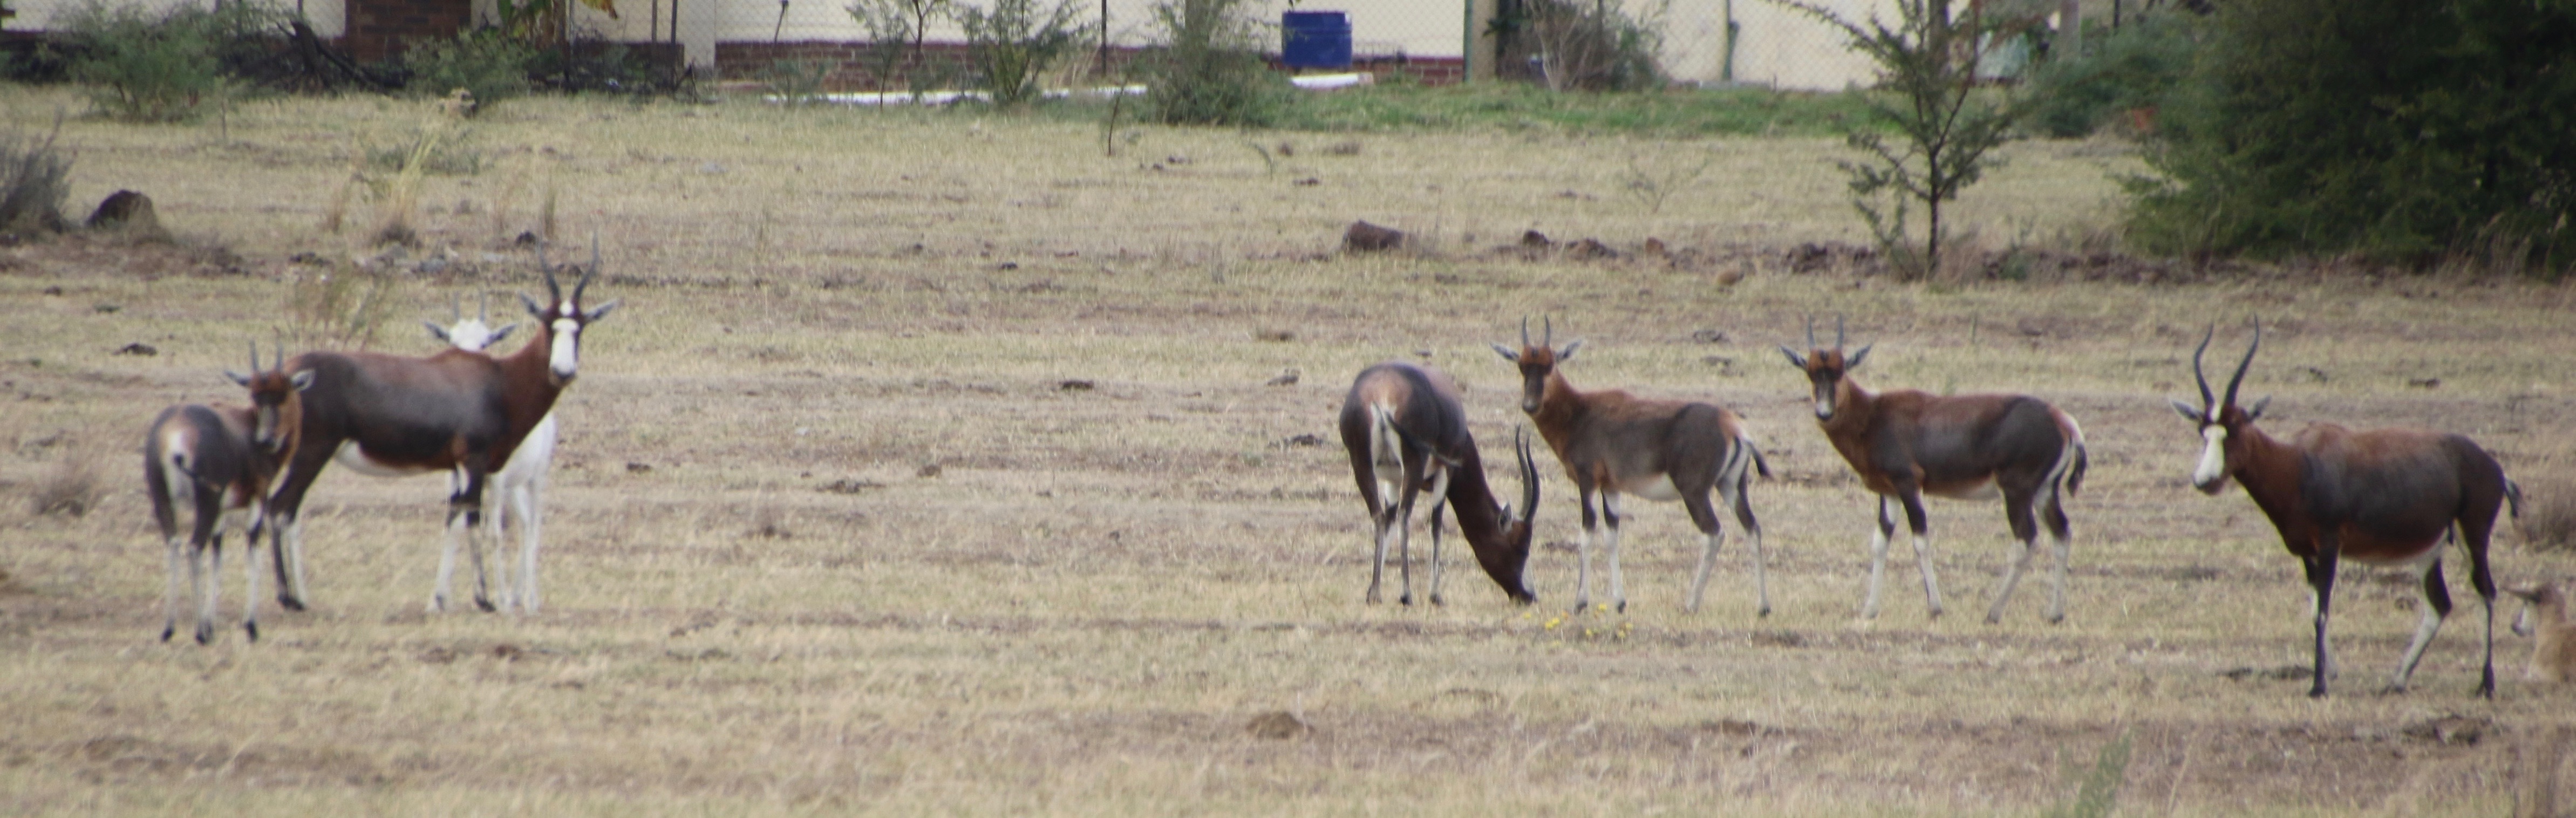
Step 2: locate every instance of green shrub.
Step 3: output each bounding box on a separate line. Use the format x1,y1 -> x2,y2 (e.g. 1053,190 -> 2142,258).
2023,12 -> 2197,138
1494,0 -> 1667,92
402,29 -> 536,109
956,0 -> 1088,105
1142,0 -> 1291,126
2127,0 -> 2576,271
0,120 -> 74,233
847,0 -> 953,91
59,1 -> 228,121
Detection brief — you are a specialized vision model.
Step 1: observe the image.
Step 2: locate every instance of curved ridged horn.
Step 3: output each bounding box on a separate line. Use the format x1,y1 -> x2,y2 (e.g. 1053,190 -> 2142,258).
2191,324 -> 2215,410
1543,316 -> 1553,349
538,241 -> 562,303
575,233 -> 600,304
248,339 -> 260,375
1836,315 -> 1846,350
1515,427 -> 1539,522
1520,317 -> 1531,349
273,330 -> 286,372
450,292 -> 462,323
478,291 -> 490,324
1805,316 -> 1817,351
2222,318 -> 2260,410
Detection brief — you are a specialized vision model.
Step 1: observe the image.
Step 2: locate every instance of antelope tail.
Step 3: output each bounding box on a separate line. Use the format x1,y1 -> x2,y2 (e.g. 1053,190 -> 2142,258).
2506,479 -> 2524,520
2066,442 -> 2089,497
1747,436 -> 1773,480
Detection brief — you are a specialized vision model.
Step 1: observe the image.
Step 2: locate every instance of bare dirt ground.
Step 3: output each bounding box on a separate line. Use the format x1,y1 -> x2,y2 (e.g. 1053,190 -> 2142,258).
4,86 -> 2575,815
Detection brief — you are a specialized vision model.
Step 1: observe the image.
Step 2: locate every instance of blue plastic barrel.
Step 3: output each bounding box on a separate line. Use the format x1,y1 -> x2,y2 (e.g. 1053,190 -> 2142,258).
1282,11 -> 1352,70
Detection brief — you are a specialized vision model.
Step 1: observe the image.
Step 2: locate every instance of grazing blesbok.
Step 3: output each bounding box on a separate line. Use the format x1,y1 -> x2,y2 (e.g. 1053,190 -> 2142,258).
1780,317 -> 2089,623
1337,362 -> 1540,606
1495,318 -> 1773,615
144,341 -> 314,643
2170,319 -> 2516,698
2510,580 -> 2574,684
431,294 -> 558,614
265,243 -> 616,614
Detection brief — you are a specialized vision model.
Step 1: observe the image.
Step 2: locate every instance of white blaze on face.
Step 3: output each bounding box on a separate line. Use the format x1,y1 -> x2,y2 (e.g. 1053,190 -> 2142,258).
549,303 -> 581,380
446,318 -> 496,352
2192,425 -> 2229,489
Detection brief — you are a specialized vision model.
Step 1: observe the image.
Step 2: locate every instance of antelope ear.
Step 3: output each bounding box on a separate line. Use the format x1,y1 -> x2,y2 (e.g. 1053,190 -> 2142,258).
225,370 -> 253,386
1490,343 -> 1520,362
490,323 -> 518,343
290,370 -> 316,391
521,292 -> 547,317
425,321 -> 451,342
2246,396 -> 2271,421
1778,345 -> 1807,369
2168,398 -> 2204,423
1846,344 -> 1873,369
584,299 -> 620,323
1558,339 -> 1583,360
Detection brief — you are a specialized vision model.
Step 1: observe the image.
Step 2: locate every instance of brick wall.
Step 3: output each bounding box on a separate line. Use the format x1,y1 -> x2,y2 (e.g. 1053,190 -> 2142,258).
717,40 -> 1465,92
342,0 -> 473,63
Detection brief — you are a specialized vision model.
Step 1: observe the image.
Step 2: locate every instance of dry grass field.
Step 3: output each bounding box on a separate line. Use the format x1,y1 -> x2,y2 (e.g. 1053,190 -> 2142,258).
4,84 -> 2576,815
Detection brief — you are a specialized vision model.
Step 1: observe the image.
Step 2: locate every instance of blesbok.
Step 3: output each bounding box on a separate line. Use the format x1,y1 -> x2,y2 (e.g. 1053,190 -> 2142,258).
2509,580 -> 2573,684
2170,319 -> 2516,698
431,293 -> 558,614
1496,318 -> 1773,616
144,340 -> 314,643
1336,362 -> 1540,606
1780,317 -> 2089,623
265,243 -> 616,614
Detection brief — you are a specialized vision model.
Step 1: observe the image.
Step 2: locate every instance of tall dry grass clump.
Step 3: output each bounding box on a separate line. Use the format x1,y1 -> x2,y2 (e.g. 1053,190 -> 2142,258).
26,454 -> 106,518
0,117 -> 74,234
2518,469 -> 2576,553
285,264 -> 406,350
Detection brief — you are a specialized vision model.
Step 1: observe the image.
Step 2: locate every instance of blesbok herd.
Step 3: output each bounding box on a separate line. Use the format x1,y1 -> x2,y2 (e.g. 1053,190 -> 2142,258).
134,250 -> 2547,699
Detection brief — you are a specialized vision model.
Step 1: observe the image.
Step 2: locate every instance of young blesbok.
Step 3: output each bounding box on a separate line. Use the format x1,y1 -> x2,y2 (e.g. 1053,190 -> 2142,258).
144,340 -> 314,643
264,243 -> 616,614
1337,362 -> 1541,606
2509,580 -> 2573,684
1780,317 -> 2089,623
2170,319 -> 2516,698
430,293 -> 558,614
1495,318 -> 1773,616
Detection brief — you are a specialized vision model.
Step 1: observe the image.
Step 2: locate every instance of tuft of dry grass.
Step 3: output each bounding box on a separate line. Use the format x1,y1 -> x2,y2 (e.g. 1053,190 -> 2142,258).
2518,473 -> 2576,553
26,454 -> 105,518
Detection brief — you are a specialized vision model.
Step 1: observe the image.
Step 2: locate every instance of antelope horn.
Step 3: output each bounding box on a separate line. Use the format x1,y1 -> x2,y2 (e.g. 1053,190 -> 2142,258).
575,233 -> 601,304
1836,315 -> 1846,350
2222,317 -> 2260,410
247,339 -> 260,376
1520,317 -> 1531,349
450,292 -> 462,323
1515,427 -> 1539,521
1805,316 -> 1817,351
538,241 -> 561,303
1543,316 -> 1553,349
273,329 -> 286,372
478,291 -> 490,323
2191,324 -> 2214,410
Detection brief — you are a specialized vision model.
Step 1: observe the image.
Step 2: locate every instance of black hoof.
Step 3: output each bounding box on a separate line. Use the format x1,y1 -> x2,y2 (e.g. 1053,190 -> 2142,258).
1615,601 -> 1627,614
1756,606 -> 1771,618
475,597 -> 498,613
1399,594 -> 1414,606
160,625 -> 175,642
1429,594 -> 1446,606
194,628 -> 212,645
245,621 -> 260,642
278,596 -> 306,612
2307,686 -> 2329,699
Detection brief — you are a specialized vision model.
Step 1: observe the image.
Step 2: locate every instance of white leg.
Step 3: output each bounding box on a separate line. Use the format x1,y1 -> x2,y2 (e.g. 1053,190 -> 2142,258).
1573,522 -> 1595,613
1366,488 -> 1394,604
241,512 -> 267,641
198,531 -> 223,644
486,489 -> 514,612
1988,536 -> 2037,624
517,482 -> 544,614
283,515 -> 311,606
2390,558 -> 2446,691
1686,527 -> 1722,614
162,530 -> 185,638
1863,497 -> 1892,619
1602,493 -> 1627,614
1422,469 -> 1451,607
2047,532 -> 2071,624
2308,587 -> 2340,680
432,509 -> 465,612
1912,533 -> 1945,619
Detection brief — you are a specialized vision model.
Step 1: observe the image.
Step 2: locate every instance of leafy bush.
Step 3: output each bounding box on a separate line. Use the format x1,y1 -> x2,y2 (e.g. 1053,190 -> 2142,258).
956,0 -> 1088,105
1142,0 -> 1292,126
847,0 -> 954,91
2022,12 -> 2197,138
401,29 -> 536,108
58,0 -> 248,121
0,121 -> 73,233
2127,0 -> 2576,271
1494,0 -> 1667,92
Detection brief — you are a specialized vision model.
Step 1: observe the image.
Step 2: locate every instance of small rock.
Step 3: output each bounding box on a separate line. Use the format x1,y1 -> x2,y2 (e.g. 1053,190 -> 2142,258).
1293,178 -> 1321,187
819,479 -> 884,495
1324,141 -> 1362,156
1283,433 -> 1326,448
43,285 -> 64,296
1342,221 -> 1405,253
1255,329 -> 1295,342
1520,230 -> 1553,249
113,343 -> 157,357
1246,711 -> 1310,739
1264,368 -> 1300,387
996,262 -> 1019,271
514,231 -> 541,247
2408,378 -> 2441,389
917,462 -> 943,478
625,461 -> 653,474
1564,238 -> 1619,261
289,251 -> 328,265
417,257 -> 451,275
86,190 -> 167,240
1058,379 -> 1095,391
1643,237 -> 1668,257
699,162 -> 728,174
1690,329 -> 1728,344
2401,715 -> 2490,746
1275,141 -> 1295,156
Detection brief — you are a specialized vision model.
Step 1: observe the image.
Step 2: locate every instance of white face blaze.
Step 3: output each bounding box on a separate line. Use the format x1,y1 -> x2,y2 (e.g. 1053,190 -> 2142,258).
445,318 -> 497,352
2191,425 -> 2229,490
549,305 -> 581,381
